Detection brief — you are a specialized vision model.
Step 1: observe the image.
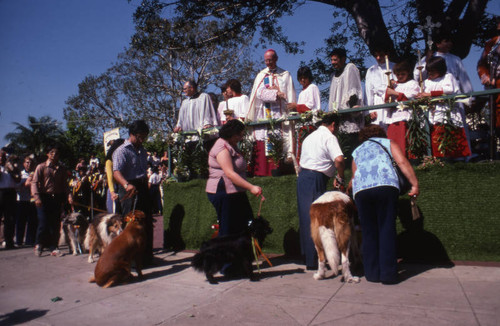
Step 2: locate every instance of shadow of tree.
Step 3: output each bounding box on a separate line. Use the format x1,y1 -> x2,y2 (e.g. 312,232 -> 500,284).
0,308 -> 48,326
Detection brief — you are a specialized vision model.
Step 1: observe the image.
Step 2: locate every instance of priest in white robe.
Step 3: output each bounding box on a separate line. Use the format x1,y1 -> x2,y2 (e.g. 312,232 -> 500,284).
174,80 -> 218,133
246,49 -> 296,176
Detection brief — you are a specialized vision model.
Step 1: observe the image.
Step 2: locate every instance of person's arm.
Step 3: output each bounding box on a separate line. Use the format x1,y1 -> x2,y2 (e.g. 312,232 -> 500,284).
216,149 -> 262,197
31,166 -> 42,207
333,155 -> 345,191
390,141 -> 419,197
105,160 -> 118,200
113,170 -> 136,199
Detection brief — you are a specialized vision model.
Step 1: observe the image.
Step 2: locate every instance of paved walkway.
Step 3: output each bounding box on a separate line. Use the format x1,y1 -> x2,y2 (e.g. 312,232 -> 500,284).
1,246 -> 499,325
0,216 -> 499,325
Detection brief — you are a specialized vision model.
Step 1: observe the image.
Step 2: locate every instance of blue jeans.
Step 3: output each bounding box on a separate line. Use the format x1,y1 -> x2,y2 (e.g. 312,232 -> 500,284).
207,178 -> 253,237
354,186 -> 399,283
296,168 -> 329,268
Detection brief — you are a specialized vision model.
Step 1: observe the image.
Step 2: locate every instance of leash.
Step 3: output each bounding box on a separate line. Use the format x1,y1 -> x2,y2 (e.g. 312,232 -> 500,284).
252,194 -> 272,273
71,201 -> 107,213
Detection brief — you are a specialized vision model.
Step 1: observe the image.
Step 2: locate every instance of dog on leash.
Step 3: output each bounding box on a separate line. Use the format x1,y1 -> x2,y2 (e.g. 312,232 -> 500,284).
60,212 -> 89,255
310,191 -> 360,283
89,210 -> 147,288
84,213 -> 123,263
191,216 -> 273,284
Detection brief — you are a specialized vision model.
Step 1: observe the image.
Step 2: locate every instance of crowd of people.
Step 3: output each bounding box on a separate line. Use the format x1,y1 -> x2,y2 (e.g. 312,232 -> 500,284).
1,23 -> 498,284
0,125 -> 169,259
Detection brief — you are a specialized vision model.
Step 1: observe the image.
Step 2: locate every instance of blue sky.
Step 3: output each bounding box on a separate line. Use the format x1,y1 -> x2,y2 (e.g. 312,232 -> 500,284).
0,0 -> 496,146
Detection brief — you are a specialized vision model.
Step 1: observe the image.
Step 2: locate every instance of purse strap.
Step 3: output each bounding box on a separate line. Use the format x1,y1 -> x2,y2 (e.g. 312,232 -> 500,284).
366,139 -> 397,167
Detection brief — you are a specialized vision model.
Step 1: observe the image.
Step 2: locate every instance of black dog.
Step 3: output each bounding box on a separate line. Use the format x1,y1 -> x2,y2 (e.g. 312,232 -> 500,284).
192,217 -> 273,284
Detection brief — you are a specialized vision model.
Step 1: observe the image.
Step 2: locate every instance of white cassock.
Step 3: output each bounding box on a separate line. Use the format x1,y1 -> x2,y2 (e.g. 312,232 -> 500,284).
228,95 -> 250,119
217,95 -> 250,124
365,62 -> 395,129
328,63 -> 364,133
424,73 -> 464,127
413,52 -> 473,94
297,83 -> 321,112
385,79 -> 421,124
247,66 -> 296,156
176,92 -> 218,132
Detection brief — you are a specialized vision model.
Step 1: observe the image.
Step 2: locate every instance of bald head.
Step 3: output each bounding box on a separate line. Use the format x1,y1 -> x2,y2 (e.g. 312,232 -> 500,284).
264,50 -> 278,70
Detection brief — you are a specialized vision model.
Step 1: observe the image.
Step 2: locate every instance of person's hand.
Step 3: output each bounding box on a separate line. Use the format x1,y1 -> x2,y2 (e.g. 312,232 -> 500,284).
480,74 -> 491,86
111,191 -> 119,201
250,185 -> 262,197
408,185 -> 420,197
35,199 -> 42,208
287,103 -> 297,111
415,92 -> 431,98
68,196 -> 74,206
173,126 -> 182,133
122,184 -> 137,200
369,112 -> 378,120
277,91 -> 286,101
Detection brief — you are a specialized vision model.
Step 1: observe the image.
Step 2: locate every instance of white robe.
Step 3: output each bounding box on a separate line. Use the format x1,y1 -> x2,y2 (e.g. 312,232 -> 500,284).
413,52 -> 473,94
365,62 -> 395,127
246,66 -> 296,155
297,83 -> 321,112
227,95 -> 250,119
386,79 -> 420,124
176,92 -> 218,132
328,63 -> 364,133
424,73 -> 464,127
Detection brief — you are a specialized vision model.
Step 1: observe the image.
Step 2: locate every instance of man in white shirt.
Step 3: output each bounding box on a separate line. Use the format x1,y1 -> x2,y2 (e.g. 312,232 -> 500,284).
246,49 -> 297,176
365,48 -> 395,129
174,80 -> 218,133
296,113 -> 345,270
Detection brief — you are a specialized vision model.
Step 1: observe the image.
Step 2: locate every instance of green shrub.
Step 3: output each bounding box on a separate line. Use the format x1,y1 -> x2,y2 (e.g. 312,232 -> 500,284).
163,162 -> 500,261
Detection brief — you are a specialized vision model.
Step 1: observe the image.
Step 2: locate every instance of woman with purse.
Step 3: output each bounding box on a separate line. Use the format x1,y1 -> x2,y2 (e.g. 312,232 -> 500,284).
349,124 -> 419,284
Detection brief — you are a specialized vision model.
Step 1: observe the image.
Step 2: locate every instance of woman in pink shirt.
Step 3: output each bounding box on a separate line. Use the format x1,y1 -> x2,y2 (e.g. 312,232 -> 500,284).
206,120 -> 262,237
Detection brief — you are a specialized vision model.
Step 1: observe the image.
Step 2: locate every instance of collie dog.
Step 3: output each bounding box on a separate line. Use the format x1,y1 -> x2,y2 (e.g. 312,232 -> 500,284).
84,213 -> 123,263
90,210 -> 147,288
310,191 -> 360,283
60,212 -> 89,255
192,217 -> 273,284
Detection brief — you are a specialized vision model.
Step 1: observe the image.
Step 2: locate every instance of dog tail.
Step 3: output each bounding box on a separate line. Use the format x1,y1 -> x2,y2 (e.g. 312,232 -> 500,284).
319,226 -> 340,274
191,252 -> 204,271
83,227 -> 91,250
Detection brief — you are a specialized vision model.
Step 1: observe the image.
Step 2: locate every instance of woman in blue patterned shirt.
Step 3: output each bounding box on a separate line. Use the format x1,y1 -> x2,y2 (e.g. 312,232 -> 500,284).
350,125 -> 419,284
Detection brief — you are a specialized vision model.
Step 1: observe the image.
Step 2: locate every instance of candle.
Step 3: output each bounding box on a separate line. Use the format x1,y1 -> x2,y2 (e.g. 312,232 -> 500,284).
417,49 -> 421,64
385,55 -> 390,71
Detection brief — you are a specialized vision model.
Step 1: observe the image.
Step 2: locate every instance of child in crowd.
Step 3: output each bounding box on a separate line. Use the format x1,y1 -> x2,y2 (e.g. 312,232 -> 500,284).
416,56 -> 471,158
385,60 -> 421,155
287,66 -> 321,114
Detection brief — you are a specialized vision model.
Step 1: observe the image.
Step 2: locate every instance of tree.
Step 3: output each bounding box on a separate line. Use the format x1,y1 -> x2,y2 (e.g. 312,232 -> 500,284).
60,113 -> 100,170
145,0 -> 495,63
4,116 -> 65,161
64,6 -> 259,136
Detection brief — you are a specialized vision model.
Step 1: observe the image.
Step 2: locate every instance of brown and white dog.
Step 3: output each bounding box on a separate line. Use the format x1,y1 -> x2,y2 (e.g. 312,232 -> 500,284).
84,213 -> 123,263
310,191 -> 360,283
89,210 -> 147,288
60,212 -> 89,255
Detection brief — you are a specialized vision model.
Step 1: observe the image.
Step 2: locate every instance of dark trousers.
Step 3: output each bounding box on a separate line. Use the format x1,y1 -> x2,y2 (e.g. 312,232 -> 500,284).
119,178 -> 153,264
296,168 -> 328,268
16,201 -> 37,245
0,188 -> 17,247
354,186 -> 399,283
207,178 -> 253,237
36,194 -> 64,251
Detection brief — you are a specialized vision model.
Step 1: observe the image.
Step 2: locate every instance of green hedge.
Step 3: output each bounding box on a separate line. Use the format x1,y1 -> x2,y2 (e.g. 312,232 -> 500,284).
163,162 -> 500,262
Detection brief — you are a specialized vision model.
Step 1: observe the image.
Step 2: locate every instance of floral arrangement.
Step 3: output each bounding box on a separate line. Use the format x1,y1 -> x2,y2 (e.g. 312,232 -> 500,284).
416,155 -> 445,170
